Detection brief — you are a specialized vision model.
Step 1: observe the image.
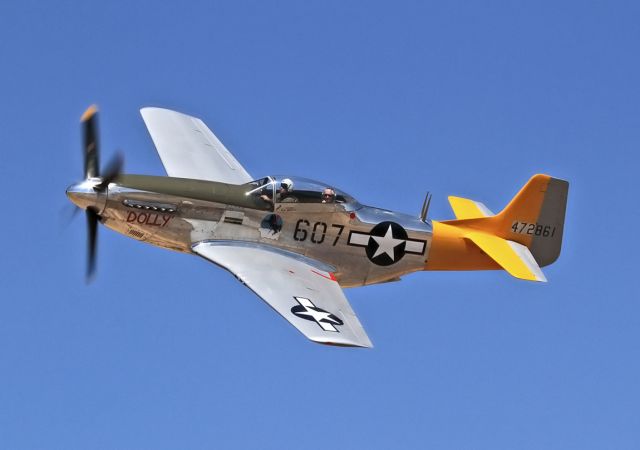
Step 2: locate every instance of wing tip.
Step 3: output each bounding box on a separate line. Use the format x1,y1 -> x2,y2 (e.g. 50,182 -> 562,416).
140,106 -> 168,117
140,106 -> 197,121
317,341 -> 374,349
313,336 -> 373,349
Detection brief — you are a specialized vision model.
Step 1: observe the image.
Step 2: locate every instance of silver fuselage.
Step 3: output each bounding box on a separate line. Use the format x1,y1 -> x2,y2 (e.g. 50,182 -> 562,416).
78,175 -> 433,287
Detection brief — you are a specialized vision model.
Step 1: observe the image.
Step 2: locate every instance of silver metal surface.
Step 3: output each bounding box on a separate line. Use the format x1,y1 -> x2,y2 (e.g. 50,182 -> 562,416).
193,241 -> 373,347
419,192 -> 432,222
65,178 -> 107,213
65,107 -> 442,347
89,174 -> 433,287
140,107 -> 253,184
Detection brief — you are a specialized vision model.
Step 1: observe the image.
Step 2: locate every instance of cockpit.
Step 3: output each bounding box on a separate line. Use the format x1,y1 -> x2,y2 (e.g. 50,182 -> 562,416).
243,176 -> 361,211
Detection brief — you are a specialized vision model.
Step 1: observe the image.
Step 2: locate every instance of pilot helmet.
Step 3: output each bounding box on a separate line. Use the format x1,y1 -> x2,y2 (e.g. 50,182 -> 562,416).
281,178 -> 294,191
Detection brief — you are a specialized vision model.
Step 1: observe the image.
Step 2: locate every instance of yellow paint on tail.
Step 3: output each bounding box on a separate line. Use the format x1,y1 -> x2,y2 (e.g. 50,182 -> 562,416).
465,232 -> 545,282
448,196 -> 493,219
425,174 -> 569,281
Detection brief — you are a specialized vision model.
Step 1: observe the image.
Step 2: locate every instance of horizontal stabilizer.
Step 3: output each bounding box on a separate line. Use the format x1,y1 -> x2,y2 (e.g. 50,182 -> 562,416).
448,196 -> 494,219
465,232 -> 547,282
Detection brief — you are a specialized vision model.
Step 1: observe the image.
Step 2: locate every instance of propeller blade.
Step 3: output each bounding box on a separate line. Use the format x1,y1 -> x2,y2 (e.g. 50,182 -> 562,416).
81,105 -> 100,179
59,203 -> 80,230
96,152 -> 124,190
86,207 -> 98,282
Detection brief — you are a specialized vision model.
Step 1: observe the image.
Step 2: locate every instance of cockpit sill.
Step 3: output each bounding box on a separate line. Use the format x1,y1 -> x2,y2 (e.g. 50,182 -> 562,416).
111,174 -> 364,213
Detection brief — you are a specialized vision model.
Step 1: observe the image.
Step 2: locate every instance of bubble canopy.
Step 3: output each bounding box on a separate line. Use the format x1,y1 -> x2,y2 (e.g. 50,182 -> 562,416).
243,175 -> 361,209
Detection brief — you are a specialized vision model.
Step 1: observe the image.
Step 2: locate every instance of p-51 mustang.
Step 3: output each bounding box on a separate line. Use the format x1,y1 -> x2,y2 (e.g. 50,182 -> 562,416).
67,106 -> 569,348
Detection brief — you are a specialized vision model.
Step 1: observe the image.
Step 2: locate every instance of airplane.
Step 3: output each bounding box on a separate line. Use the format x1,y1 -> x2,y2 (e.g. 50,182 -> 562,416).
66,105 -> 569,348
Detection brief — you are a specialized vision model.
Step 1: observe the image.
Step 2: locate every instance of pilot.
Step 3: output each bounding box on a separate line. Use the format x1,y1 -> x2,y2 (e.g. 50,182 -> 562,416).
261,178 -> 297,204
322,188 -> 336,203
278,178 -> 297,203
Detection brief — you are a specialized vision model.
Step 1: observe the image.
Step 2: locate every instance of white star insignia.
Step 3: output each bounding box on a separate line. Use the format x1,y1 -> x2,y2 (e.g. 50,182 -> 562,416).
371,224 -> 405,260
297,308 -> 334,324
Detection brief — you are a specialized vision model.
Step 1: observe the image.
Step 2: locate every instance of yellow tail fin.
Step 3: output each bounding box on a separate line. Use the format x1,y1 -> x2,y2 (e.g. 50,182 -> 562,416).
492,174 -> 569,266
426,174 -> 569,280
444,174 -> 569,267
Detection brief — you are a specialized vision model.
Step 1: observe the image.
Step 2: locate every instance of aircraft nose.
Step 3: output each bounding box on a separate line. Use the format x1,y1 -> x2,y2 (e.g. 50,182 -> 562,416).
66,180 -> 99,210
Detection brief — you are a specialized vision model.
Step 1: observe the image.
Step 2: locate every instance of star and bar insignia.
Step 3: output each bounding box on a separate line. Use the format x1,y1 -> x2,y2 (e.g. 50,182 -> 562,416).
347,221 -> 426,266
291,297 -> 344,332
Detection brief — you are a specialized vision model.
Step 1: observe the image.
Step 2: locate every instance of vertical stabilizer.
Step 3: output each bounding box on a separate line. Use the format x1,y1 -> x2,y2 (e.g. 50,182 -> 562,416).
493,175 -> 569,266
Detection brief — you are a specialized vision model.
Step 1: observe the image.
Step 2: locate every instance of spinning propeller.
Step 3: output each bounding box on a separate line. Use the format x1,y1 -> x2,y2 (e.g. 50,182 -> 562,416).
66,105 -> 123,282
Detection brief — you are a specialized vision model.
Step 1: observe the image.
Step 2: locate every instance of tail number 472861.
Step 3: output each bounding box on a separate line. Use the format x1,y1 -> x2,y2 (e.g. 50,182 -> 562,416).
511,221 -> 556,237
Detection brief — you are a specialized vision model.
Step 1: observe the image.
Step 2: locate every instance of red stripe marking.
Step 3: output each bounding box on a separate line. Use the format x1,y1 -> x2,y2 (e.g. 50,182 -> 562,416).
311,269 -> 337,282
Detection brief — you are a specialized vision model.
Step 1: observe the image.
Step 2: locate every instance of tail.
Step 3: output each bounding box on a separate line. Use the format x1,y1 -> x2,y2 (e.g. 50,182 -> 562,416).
426,174 -> 569,281
491,174 -> 569,266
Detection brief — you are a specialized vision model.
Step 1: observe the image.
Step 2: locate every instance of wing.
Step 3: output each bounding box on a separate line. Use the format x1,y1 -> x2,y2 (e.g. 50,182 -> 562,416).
192,241 -> 373,348
140,107 -> 253,184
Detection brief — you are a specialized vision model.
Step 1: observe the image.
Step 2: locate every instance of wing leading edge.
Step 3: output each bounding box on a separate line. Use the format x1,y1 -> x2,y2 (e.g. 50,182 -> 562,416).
192,241 -> 373,348
140,107 -> 252,184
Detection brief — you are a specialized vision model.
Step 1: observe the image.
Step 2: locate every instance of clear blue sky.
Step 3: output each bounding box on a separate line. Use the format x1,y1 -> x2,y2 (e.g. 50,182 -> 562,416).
1,1 -> 639,448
